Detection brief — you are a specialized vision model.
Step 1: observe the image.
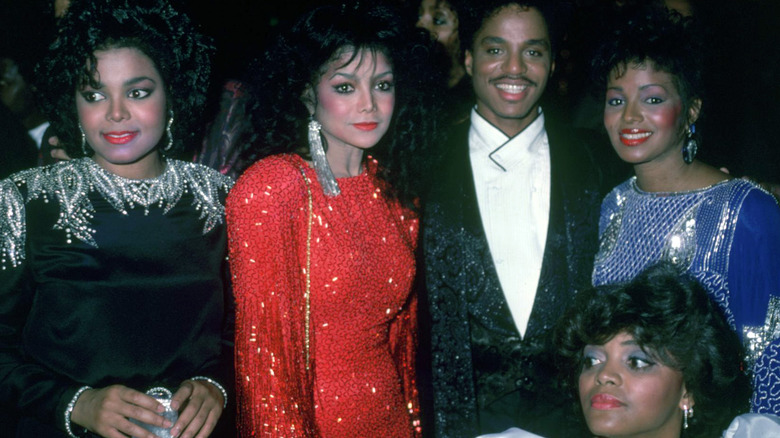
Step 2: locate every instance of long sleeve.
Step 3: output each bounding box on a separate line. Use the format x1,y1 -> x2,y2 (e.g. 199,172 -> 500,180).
728,190 -> 780,414
0,178 -> 80,432
388,214 -> 422,437
0,160 -> 233,435
227,157 -> 317,437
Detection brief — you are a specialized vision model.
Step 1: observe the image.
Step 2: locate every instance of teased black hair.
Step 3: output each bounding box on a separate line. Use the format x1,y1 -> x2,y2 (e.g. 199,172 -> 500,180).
36,0 -> 213,158
242,1 -> 442,210
591,4 -> 704,127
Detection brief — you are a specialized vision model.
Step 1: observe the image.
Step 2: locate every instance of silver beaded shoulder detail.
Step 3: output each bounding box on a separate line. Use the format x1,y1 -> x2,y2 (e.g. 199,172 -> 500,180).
0,179 -> 26,269
0,159 -> 233,269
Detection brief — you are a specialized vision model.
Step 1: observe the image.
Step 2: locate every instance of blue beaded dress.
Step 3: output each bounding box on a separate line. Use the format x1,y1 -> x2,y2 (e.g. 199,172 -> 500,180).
593,177 -> 780,414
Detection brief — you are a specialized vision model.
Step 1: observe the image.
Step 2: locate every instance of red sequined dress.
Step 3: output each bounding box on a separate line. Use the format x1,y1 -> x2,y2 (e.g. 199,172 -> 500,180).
227,153 -> 421,437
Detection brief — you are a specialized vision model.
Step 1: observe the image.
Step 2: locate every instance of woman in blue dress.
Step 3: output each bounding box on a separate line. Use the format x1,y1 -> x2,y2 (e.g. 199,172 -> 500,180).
590,5 -> 780,413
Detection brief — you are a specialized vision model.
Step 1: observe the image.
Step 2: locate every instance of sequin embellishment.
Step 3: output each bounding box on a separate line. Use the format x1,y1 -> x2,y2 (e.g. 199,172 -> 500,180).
744,296 -> 780,371
1,158 -> 232,269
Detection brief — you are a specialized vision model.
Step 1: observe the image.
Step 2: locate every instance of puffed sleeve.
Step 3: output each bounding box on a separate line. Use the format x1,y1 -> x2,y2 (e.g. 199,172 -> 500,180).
226,156 -> 317,437
0,177 -> 81,432
388,209 -> 422,437
726,189 -> 780,414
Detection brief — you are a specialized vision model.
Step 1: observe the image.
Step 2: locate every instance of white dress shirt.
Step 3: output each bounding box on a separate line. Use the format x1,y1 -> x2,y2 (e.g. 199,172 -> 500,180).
28,121 -> 50,150
468,108 -> 551,338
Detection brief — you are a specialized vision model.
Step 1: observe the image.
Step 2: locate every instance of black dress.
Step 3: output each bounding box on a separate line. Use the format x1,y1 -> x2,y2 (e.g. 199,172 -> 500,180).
0,158 -> 234,437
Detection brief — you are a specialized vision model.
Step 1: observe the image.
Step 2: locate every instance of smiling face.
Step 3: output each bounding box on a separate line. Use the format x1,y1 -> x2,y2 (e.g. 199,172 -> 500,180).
464,5 -> 554,137
578,332 -> 691,438
76,47 -> 167,178
603,62 -> 700,168
310,48 -> 395,155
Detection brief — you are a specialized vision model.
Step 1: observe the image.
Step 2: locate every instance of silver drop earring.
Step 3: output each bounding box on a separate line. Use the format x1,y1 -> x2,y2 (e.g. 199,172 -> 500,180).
683,405 -> 694,429
308,118 -> 340,196
79,124 -> 88,156
164,111 -> 174,151
682,123 -> 698,164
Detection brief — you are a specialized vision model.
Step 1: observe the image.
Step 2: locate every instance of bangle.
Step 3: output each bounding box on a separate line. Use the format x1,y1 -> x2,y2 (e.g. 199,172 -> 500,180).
190,376 -> 227,408
64,385 -> 92,438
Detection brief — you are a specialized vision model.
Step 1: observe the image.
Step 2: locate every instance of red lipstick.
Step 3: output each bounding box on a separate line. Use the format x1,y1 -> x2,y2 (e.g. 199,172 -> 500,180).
103,131 -> 138,145
590,393 -> 625,410
354,122 -> 378,131
619,129 -> 652,146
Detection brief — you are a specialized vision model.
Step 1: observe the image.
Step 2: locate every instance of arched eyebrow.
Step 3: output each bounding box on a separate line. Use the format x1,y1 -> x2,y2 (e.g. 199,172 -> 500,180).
478,36 -> 550,49
84,76 -> 158,89
329,70 -> 393,81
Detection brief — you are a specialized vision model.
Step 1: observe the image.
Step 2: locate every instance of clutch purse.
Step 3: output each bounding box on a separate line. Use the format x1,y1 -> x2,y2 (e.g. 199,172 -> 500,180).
130,387 -> 178,438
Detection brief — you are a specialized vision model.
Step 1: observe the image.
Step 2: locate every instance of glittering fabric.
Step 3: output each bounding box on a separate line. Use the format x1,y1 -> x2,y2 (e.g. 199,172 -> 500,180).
227,153 -> 420,438
0,158 -> 234,434
1,158 -> 231,268
593,177 -> 780,413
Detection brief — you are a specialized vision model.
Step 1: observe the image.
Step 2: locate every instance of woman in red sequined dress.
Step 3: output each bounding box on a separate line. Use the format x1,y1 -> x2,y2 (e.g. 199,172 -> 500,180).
226,4 -> 439,437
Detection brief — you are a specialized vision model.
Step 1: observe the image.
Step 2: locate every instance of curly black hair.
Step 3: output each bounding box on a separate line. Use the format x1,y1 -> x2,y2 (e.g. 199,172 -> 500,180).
35,0 -> 213,158
242,1 -> 442,210
554,263 -> 751,438
591,4 -> 704,127
458,0 -> 558,59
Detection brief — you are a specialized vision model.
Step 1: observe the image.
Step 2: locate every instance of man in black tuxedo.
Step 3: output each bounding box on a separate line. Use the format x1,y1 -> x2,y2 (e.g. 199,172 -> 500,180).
421,1 -> 604,436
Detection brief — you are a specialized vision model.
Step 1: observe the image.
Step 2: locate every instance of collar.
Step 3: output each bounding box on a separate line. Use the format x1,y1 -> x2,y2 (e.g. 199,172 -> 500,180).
469,107 -> 546,171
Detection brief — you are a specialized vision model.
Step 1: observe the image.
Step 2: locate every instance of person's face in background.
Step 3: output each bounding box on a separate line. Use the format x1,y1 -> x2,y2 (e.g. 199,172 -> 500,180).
0,58 -> 35,119
417,0 -> 460,57
464,5 -> 554,137
76,47 -> 167,178
308,48 -> 396,156
54,0 -> 71,19
603,61 -> 699,169
578,332 -> 692,438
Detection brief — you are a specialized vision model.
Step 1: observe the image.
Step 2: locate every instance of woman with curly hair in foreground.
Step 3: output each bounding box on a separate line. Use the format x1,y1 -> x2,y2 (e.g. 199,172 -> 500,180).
555,264 -> 777,438
0,0 -> 234,436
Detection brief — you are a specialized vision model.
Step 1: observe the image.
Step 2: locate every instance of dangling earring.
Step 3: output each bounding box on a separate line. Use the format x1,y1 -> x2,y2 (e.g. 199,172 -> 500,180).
164,111 -> 174,152
683,405 -> 694,429
682,123 -> 698,164
308,118 -> 341,196
79,124 -> 88,156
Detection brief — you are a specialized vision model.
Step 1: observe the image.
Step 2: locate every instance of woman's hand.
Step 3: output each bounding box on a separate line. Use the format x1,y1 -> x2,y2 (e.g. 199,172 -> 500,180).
70,385 -> 171,438
168,379 -> 224,438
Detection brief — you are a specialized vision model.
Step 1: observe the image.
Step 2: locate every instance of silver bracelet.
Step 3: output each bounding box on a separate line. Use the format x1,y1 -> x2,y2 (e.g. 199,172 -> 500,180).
190,376 -> 227,408
64,385 -> 92,438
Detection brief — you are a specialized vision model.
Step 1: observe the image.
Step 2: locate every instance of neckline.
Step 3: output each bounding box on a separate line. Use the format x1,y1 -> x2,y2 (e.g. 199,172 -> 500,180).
291,153 -> 371,181
85,157 -> 170,183
629,176 -> 734,197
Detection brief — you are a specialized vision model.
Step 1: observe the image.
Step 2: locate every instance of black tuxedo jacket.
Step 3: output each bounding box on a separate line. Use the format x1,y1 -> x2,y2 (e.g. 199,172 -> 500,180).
421,117 -> 603,438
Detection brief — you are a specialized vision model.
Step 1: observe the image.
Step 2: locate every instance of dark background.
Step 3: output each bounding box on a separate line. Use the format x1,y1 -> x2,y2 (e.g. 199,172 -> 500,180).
2,0 -> 778,182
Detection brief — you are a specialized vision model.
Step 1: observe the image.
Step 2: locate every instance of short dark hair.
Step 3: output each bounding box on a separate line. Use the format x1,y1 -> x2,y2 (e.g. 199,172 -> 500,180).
243,2 -> 441,210
591,4 -> 704,126
555,263 -> 751,438
36,0 -> 213,158
458,0 -> 558,58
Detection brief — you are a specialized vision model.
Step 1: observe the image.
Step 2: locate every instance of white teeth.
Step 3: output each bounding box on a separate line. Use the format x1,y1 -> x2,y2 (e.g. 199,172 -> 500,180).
621,132 -> 652,140
496,84 -> 527,94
